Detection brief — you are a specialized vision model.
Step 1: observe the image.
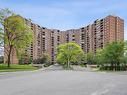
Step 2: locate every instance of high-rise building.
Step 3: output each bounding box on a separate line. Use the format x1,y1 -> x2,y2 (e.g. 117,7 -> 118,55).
4,15 -> 124,64
91,15 -> 124,53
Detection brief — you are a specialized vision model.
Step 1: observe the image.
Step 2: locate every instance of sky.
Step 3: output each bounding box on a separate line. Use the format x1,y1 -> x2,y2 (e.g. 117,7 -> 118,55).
0,0 -> 127,38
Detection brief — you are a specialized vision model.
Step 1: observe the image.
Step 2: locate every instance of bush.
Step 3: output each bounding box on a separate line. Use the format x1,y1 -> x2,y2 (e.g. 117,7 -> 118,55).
33,59 -> 42,64
33,53 -> 51,65
99,64 -> 127,71
80,63 -> 86,67
19,57 -> 33,65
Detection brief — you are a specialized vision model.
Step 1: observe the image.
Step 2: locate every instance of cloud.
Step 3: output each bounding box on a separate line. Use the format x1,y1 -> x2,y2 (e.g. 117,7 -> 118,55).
0,0 -> 127,32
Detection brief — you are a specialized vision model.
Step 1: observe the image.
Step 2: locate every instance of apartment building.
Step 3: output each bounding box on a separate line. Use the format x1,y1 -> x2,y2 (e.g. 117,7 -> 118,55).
5,15 -> 124,64
92,15 -> 124,53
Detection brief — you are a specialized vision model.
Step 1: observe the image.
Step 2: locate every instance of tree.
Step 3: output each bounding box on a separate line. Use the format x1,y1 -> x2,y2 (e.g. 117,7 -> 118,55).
57,42 -> 84,68
41,53 -> 51,64
124,41 -> 127,65
125,41 -> 127,55
33,53 -> 51,67
0,29 -> 4,53
100,41 -> 124,70
76,53 -> 87,65
0,8 -> 12,59
86,51 -> 95,64
0,9 -> 34,67
95,49 -> 104,65
0,56 -> 4,63
19,52 -> 32,64
33,53 -> 51,64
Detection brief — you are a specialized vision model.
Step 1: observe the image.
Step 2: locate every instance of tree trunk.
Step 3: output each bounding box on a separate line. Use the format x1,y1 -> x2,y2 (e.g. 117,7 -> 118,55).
7,46 -> 12,68
111,62 -> 113,71
67,58 -> 70,68
117,62 -> 120,71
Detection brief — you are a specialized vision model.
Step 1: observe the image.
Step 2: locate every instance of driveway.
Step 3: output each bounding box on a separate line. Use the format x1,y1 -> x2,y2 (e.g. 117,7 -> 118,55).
0,69 -> 127,95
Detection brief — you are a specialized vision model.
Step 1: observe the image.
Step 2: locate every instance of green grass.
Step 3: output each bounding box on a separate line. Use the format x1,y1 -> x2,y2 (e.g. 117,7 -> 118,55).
0,64 -> 38,72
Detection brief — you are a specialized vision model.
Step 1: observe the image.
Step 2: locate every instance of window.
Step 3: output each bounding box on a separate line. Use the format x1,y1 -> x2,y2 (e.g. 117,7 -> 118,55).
72,39 -> 75,41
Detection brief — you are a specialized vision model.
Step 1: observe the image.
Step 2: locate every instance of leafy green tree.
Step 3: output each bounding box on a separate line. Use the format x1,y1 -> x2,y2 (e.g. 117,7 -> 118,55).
0,8 -> 12,24
125,41 -> 127,55
0,29 -> 4,52
124,41 -> 127,64
95,49 -> 104,65
0,9 -> 12,57
40,53 -> 51,64
33,53 -> 51,64
0,9 -> 12,66
86,51 -> 95,64
101,41 -> 124,70
0,9 -> 34,67
76,53 -> 87,65
33,53 -> 51,67
19,52 -> 32,64
57,42 -> 84,68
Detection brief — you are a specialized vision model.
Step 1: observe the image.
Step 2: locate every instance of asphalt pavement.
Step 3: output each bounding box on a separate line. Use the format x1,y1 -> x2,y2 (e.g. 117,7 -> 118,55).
0,66 -> 127,95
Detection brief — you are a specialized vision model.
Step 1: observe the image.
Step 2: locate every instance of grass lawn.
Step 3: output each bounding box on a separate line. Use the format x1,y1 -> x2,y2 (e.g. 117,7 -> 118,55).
0,64 -> 38,72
